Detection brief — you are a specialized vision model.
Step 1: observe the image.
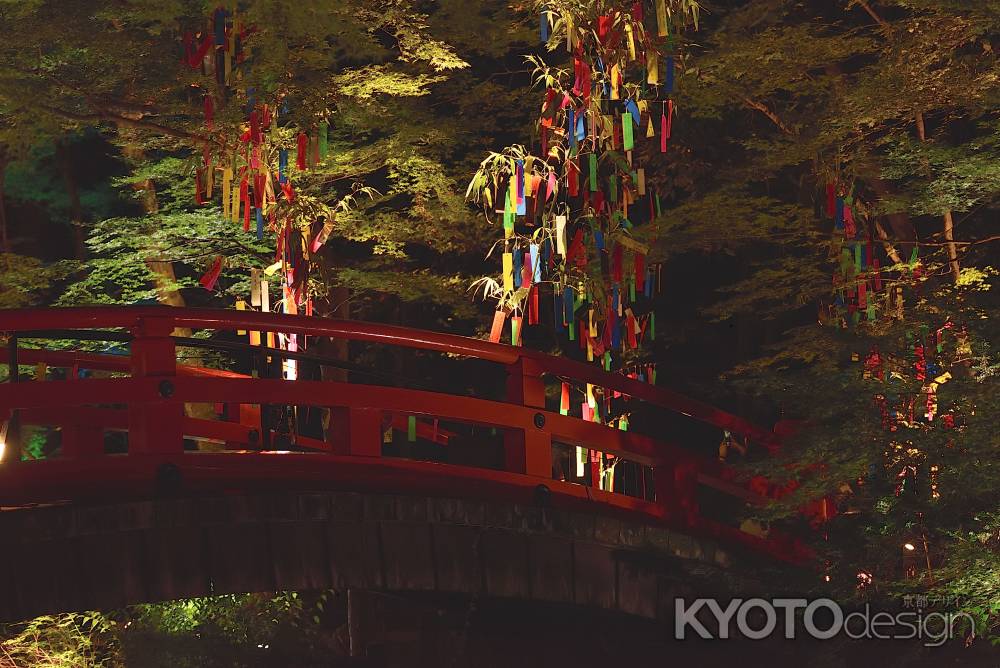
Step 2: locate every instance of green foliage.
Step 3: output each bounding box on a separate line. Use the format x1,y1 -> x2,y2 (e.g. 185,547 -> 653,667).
130,593 -> 311,647
0,254 -> 71,308
0,611 -> 118,668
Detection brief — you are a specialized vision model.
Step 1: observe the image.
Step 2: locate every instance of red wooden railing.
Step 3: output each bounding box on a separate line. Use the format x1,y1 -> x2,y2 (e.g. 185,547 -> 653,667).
0,307 -> 811,564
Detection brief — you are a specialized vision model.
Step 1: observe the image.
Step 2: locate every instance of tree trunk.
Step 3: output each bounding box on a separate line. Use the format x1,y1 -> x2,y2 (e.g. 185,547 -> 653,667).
120,145 -> 191,315
916,111 -> 961,283
55,141 -> 86,259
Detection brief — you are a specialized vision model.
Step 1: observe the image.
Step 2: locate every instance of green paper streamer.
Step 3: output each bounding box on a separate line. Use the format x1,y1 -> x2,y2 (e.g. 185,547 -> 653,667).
407,415 -> 416,442
909,245 -> 919,264
603,351 -> 611,371
841,248 -> 853,276
654,193 -> 662,216
511,317 -> 520,345
568,321 -> 576,341
650,312 -> 655,340
867,303 -> 876,321
318,122 -> 328,159
589,153 -> 598,191
629,277 -> 636,302
503,184 -> 515,236
622,112 -> 634,151
854,243 -> 862,272
609,175 -> 618,202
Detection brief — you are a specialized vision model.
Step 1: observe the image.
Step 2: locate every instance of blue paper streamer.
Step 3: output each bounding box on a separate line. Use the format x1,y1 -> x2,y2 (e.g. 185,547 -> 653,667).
530,244 -> 541,283
626,99 -> 641,127
515,159 -> 526,215
553,289 -> 564,331
278,149 -> 288,184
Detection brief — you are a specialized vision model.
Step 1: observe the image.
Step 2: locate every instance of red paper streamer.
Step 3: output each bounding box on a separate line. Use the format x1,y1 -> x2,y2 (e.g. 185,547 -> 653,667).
567,229 -> 586,268
199,256 -> 223,291
296,133 -> 308,170
489,310 -> 505,343
660,109 -> 667,153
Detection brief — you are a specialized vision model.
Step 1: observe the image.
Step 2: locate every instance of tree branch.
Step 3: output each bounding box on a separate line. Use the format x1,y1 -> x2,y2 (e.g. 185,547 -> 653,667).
855,0 -> 892,35
39,105 -> 223,148
740,95 -> 796,136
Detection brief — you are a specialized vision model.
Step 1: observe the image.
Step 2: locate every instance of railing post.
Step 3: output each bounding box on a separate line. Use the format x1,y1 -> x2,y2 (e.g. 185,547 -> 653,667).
652,456 -> 700,526
128,317 -> 183,454
329,407 -> 382,457
504,358 -> 551,478
1,335 -> 21,463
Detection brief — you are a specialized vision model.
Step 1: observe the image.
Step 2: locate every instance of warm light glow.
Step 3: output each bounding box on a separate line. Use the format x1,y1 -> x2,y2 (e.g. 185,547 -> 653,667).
903,542 -> 916,551
823,575 -> 831,582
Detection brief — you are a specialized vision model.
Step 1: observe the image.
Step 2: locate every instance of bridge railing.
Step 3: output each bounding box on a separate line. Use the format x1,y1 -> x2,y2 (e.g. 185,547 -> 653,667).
0,307 -> 809,564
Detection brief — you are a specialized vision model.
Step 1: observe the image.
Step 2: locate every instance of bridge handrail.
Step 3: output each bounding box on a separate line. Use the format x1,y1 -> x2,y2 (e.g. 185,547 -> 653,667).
0,306 -> 775,444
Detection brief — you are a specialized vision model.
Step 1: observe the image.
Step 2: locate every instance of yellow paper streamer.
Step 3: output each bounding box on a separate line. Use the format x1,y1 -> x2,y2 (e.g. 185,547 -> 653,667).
231,180 -> 241,223
236,299 -> 247,335
656,0 -> 668,37
502,252 -> 514,292
221,168 -> 233,218
625,23 -> 636,61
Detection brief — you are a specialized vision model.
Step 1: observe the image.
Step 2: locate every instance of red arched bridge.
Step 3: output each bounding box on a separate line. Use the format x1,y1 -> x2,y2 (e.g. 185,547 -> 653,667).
0,307 -> 813,621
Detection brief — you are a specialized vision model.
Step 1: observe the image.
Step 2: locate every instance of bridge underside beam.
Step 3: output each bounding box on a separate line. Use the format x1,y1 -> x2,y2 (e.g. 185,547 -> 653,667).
0,490 -> 749,624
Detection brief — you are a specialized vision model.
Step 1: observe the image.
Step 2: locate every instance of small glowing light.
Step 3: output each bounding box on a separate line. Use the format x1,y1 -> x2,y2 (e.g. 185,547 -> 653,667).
903,542 -> 916,551
823,575 -> 831,582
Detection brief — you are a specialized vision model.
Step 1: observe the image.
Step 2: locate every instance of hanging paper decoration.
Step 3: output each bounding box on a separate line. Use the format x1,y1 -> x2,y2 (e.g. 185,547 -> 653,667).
199,256 -> 224,291
467,0 -> 697,438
